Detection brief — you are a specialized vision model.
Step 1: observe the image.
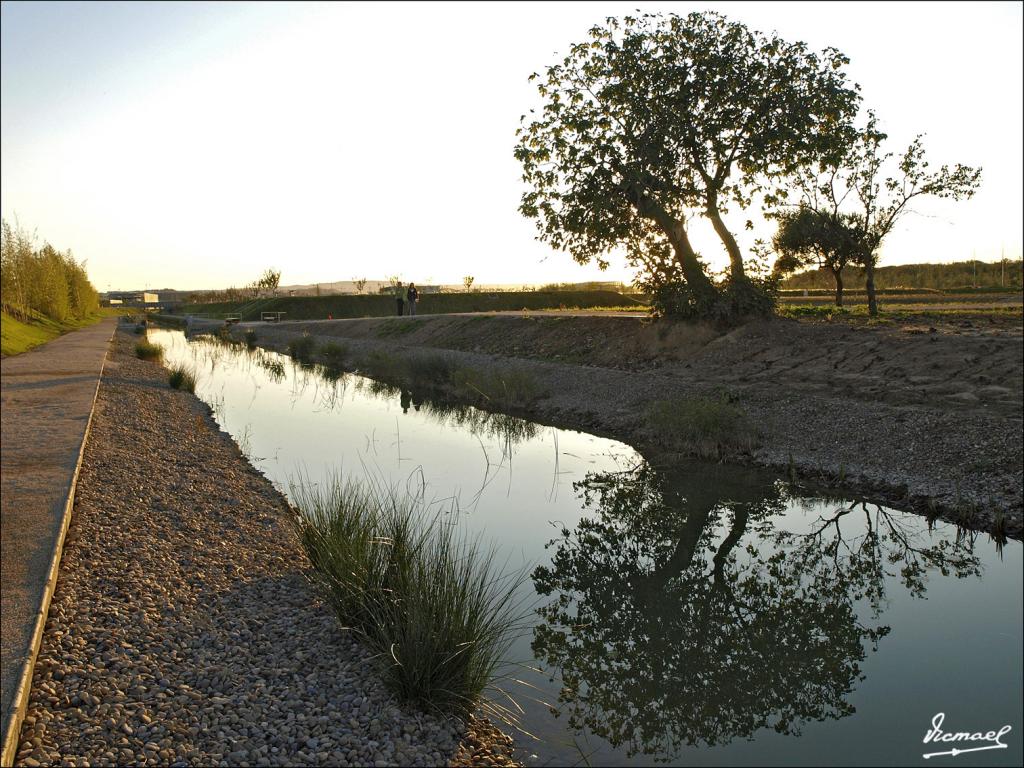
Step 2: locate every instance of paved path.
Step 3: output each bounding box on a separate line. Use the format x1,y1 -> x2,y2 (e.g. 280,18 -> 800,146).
0,318 -> 115,765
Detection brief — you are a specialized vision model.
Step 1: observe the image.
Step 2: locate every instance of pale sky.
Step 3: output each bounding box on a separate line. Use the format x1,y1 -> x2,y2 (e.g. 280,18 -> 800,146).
2,1 -> 1021,291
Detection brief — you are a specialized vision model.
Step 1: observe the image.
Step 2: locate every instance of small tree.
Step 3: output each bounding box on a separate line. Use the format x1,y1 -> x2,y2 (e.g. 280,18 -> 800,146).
352,277 -> 368,294
791,112 -> 981,315
258,268 -> 281,296
515,11 -> 860,318
771,206 -> 862,306
462,275 -> 475,292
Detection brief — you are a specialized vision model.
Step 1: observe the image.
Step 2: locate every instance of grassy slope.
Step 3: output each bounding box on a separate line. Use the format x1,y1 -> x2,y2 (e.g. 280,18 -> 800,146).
0,309 -> 118,357
180,290 -> 643,321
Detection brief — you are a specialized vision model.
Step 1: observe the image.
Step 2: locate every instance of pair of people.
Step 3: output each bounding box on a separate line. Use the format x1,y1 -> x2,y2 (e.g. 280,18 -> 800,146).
393,282 -> 419,316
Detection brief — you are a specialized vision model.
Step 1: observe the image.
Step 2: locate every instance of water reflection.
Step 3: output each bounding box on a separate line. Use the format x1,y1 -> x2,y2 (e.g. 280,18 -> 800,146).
187,332 -> 543,452
531,461 -> 982,761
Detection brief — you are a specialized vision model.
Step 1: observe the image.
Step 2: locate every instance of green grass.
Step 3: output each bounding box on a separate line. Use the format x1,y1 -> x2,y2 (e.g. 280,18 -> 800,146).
376,318 -> 421,337
134,339 -> 164,361
354,349 -> 542,407
290,473 -> 529,717
645,395 -> 758,459
167,364 -> 198,392
1,309 -> 118,357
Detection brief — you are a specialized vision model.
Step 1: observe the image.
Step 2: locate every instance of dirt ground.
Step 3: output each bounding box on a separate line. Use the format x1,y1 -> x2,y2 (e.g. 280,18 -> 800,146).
278,312 -> 1023,418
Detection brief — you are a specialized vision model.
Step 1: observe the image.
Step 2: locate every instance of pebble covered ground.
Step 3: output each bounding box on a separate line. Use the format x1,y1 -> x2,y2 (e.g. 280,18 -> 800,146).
14,329 -> 518,767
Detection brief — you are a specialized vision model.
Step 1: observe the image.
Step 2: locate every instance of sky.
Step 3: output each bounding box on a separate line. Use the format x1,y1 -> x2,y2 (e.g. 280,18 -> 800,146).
1,1 -> 1022,292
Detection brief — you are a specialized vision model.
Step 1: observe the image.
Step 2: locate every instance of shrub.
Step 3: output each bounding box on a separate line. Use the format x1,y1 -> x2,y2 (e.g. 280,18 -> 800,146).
134,339 -> 164,361
645,395 -> 758,459
291,474 -> 529,716
167,364 -> 198,393
245,329 -> 258,348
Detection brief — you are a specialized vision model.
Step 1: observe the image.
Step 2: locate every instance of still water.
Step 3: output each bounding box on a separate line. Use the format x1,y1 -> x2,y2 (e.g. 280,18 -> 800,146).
149,329 -> 1023,767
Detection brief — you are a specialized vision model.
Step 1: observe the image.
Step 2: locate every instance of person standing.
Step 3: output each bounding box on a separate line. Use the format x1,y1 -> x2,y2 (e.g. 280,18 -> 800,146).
394,281 -> 405,316
407,282 -> 419,316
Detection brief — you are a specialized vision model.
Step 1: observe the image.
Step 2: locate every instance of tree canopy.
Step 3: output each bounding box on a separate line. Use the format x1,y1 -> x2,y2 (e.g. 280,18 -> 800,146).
771,205 -> 863,305
515,11 -> 861,318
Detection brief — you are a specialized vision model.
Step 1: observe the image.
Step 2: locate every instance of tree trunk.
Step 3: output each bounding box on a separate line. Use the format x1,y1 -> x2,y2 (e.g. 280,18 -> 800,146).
832,268 -> 844,307
864,259 -> 878,316
705,202 -> 746,281
712,505 -> 750,586
625,182 -> 717,299
666,220 -> 717,299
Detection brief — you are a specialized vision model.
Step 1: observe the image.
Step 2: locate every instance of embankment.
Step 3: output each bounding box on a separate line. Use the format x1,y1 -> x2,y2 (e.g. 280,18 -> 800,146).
229,313 -> 1023,537
12,329 -> 517,767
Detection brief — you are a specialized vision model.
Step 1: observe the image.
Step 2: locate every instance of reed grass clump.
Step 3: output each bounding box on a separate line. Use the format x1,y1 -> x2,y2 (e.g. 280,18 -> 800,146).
287,333 -> 316,362
320,341 -> 349,368
406,353 -> 455,384
645,395 -> 757,459
167,364 -> 198,393
134,339 -> 164,361
452,367 -> 541,405
291,474 -> 528,716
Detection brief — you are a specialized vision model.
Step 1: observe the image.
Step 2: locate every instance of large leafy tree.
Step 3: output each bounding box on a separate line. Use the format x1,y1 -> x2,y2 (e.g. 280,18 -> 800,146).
789,112 -> 982,315
515,11 -> 860,316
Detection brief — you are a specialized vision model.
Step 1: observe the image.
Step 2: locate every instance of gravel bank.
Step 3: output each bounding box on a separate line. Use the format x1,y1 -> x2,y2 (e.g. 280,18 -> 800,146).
13,330 -> 517,767
236,315 -> 1022,538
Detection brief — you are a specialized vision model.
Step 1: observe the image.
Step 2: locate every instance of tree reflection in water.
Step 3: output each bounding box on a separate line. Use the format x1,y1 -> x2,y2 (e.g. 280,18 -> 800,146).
531,461 -> 981,761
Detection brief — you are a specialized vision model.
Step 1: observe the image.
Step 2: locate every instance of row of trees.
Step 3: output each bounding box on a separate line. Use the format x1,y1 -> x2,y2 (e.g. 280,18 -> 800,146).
779,257 -> 1023,294
515,11 -> 981,318
189,268 -> 281,304
1,219 -> 99,322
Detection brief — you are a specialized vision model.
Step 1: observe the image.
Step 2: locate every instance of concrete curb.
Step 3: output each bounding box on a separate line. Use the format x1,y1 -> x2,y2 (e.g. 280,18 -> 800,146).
0,324 -> 113,768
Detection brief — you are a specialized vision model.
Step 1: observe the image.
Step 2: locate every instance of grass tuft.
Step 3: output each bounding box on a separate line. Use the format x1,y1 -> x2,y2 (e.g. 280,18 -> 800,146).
167,364 -> 198,392
290,474 -> 529,716
645,395 -> 757,459
452,367 -> 541,406
287,333 -> 317,363
320,341 -> 349,368
134,339 -> 164,361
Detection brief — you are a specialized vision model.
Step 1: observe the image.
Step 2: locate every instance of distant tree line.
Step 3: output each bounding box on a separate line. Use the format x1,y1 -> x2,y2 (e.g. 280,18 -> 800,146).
189,268 -> 281,304
781,259 -> 1023,293
1,219 -> 99,322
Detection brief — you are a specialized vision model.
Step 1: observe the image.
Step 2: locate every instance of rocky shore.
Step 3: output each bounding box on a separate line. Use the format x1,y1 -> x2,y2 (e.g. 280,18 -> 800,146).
231,313 -> 1023,538
13,330 -> 518,767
